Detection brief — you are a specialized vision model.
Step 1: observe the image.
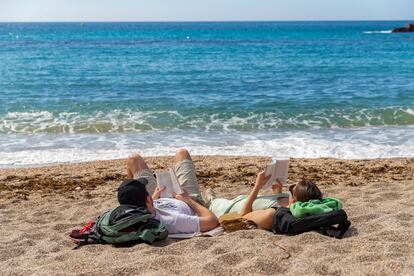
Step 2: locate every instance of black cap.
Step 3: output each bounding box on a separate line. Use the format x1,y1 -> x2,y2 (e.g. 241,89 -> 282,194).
117,178 -> 149,207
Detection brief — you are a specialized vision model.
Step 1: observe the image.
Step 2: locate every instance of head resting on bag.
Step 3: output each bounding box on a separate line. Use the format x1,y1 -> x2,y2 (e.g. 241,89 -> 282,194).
117,178 -> 149,208
291,179 -> 322,203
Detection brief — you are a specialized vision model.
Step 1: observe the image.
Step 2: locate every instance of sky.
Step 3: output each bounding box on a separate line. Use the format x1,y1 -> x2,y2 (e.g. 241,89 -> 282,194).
0,0 -> 413,22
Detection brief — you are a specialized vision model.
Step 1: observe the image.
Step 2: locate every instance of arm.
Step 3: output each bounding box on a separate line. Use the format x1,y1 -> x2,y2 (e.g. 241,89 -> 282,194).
242,208 -> 276,230
271,179 -> 283,194
152,186 -> 166,200
175,191 -> 219,232
239,171 -> 270,216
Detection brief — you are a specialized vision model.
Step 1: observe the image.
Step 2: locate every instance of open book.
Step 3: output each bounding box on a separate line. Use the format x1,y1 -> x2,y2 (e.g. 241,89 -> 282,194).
264,159 -> 289,189
155,169 -> 182,198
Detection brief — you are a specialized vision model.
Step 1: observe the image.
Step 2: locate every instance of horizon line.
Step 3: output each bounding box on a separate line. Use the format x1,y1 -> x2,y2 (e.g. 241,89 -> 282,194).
0,19 -> 412,24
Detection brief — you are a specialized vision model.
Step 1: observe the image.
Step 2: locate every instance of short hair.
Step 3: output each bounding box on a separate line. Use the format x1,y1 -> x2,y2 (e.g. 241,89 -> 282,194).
117,178 -> 149,208
293,179 -> 322,202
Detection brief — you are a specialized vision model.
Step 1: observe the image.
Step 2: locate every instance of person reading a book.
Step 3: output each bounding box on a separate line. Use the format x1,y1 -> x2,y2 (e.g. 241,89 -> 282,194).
208,172 -> 341,230
242,174 -> 342,230
207,159 -> 290,218
126,148 -> 219,234
207,174 -> 289,218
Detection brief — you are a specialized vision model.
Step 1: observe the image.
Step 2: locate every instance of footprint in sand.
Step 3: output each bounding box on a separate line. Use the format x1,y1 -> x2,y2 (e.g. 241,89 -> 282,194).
52,223 -> 78,231
352,213 -> 379,223
54,254 -> 69,262
191,238 -> 215,251
356,253 -> 383,263
15,239 -> 37,247
210,246 -> 228,255
313,263 -> 341,275
245,258 -> 288,274
0,247 -> 26,261
216,251 -> 244,266
394,212 -> 413,221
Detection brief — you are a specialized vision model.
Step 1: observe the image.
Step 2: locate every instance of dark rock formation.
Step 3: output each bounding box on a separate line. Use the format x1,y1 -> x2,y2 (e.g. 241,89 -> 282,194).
392,23 -> 414,33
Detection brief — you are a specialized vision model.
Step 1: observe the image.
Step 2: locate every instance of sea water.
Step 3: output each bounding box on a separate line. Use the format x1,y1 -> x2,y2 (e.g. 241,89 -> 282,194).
0,21 -> 413,167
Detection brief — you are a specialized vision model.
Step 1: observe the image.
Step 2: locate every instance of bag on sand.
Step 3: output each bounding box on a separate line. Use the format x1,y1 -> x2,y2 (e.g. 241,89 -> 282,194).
271,207 -> 351,239
218,212 -> 257,232
69,205 -> 168,248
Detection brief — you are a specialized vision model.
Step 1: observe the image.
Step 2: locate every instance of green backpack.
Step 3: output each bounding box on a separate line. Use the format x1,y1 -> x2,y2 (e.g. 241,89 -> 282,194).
72,205 -> 168,248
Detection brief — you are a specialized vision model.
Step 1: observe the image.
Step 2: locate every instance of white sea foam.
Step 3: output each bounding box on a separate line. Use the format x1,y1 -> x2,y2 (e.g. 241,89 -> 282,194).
363,30 -> 392,34
1,126 -> 414,168
1,107 -> 413,134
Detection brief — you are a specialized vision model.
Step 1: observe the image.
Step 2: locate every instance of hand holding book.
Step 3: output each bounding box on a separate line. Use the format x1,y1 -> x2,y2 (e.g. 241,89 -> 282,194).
263,159 -> 289,190
155,168 -> 182,198
254,171 -> 272,190
173,189 -> 191,204
271,178 -> 283,194
152,186 -> 166,200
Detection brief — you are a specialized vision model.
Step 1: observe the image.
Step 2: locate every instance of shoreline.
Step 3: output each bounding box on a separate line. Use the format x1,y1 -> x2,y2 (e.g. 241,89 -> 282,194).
3,126 -> 414,167
1,154 -> 413,169
1,156 -> 413,198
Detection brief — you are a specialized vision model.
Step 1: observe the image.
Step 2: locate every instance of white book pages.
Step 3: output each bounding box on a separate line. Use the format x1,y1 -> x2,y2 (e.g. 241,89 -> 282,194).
264,159 -> 289,189
168,168 -> 182,195
155,169 -> 182,198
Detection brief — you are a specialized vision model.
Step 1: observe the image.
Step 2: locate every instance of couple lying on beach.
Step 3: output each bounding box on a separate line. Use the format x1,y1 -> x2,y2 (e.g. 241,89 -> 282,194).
70,149 -> 348,246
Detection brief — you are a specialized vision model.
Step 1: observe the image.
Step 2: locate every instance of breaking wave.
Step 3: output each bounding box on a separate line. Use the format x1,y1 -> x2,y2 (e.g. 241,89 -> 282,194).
363,30 -> 393,34
1,107 -> 414,134
1,126 -> 414,167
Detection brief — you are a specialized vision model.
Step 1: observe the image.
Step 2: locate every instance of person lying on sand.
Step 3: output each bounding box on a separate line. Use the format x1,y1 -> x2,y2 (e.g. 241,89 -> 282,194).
125,148 -> 219,234
207,172 -> 342,231
70,149 -> 219,246
207,175 -> 289,218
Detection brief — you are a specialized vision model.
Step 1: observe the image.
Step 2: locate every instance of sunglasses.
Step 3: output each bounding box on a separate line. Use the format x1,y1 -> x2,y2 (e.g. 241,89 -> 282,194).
289,184 -> 296,198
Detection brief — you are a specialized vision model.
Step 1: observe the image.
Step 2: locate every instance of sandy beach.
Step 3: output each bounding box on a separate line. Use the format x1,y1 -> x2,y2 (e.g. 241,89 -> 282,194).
1,156 -> 414,275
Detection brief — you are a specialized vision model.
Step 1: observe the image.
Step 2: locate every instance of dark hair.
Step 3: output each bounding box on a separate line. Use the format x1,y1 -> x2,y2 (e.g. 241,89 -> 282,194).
293,179 -> 322,202
117,178 -> 149,208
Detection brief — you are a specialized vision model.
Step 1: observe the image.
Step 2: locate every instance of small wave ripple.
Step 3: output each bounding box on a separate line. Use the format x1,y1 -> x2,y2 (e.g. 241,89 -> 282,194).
363,30 -> 393,34
1,107 -> 414,134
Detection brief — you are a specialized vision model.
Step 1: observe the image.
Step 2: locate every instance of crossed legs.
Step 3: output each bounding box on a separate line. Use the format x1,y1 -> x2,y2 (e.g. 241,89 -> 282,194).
127,148 -> 201,198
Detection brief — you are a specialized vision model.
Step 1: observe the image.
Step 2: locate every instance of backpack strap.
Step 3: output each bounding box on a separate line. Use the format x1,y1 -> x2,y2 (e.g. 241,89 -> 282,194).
223,197 -> 246,214
137,229 -> 156,244
322,220 -> 351,239
109,213 -> 153,232
98,209 -> 153,236
71,221 -> 105,250
135,219 -> 168,244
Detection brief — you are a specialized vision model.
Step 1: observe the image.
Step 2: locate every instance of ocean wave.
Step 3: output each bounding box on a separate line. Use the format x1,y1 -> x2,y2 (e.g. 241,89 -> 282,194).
1,126 -> 414,167
1,107 -> 414,134
363,30 -> 392,34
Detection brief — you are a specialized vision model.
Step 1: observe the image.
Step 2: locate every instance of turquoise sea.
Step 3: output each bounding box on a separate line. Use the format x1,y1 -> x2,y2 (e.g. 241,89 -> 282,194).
0,21 -> 413,167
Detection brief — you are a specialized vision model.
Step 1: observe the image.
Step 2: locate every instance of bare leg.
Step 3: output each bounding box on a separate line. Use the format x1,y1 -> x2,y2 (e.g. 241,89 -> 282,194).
127,153 -> 150,178
126,153 -> 157,195
175,148 -> 192,163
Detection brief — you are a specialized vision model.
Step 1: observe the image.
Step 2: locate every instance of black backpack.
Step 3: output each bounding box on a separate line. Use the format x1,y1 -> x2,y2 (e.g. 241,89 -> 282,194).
271,207 -> 351,239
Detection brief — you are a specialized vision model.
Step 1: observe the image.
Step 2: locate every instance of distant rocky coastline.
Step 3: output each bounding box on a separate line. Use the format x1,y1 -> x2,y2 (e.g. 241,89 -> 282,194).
392,23 -> 414,33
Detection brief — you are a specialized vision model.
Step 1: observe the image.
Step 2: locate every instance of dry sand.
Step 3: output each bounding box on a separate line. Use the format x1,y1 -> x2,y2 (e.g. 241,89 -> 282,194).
1,156 -> 414,275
